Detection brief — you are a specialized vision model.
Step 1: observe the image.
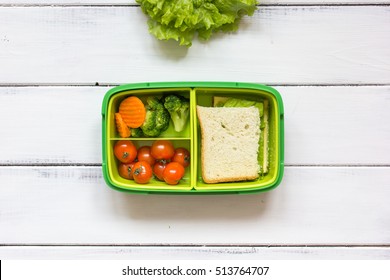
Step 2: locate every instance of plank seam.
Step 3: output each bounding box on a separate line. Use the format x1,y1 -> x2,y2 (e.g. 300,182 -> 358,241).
1,244 -> 390,247
0,83 -> 390,88
0,164 -> 389,167
0,163 -> 103,167
0,4 -> 389,8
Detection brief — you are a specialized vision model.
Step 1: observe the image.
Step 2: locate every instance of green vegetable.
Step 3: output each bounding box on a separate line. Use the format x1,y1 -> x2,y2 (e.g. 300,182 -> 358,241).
140,96 -> 170,137
223,98 -> 264,118
131,127 -> 144,138
136,0 -> 258,47
164,94 -> 190,132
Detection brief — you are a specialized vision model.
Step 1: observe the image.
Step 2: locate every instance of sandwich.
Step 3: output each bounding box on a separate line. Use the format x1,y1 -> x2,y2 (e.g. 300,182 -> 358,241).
196,105 -> 261,183
213,96 -> 269,174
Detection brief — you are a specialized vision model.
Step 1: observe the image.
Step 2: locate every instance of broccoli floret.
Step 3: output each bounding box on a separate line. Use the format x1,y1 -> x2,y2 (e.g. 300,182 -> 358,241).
131,127 -> 144,138
163,94 -> 190,132
140,96 -> 170,137
145,96 -> 161,108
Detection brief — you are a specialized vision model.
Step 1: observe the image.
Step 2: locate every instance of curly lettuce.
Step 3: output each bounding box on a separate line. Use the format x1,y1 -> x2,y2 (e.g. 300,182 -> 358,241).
136,0 -> 258,46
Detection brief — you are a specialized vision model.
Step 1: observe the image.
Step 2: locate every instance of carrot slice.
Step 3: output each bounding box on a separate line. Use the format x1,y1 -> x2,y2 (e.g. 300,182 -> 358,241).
119,96 -> 146,128
115,113 -> 131,138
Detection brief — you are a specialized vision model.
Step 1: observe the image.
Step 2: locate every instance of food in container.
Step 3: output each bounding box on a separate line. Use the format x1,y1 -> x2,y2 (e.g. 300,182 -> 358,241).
101,82 -> 284,194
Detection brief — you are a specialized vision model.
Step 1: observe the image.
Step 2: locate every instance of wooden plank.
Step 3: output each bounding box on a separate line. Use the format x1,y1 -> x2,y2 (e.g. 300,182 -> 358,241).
2,1 -> 389,6
0,86 -> 105,165
1,246 -> 389,260
0,86 -> 389,165
281,86 -> 390,165
0,6 -> 389,84
0,166 -> 389,244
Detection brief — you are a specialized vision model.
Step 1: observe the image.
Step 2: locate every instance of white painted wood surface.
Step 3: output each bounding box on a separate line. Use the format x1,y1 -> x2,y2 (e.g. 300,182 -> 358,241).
1,167 -> 389,244
0,86 -> 389,165
1,246 -> 390,260
2,1 -> 390,5
0,6 -> 389,85
0,1 -> 389,260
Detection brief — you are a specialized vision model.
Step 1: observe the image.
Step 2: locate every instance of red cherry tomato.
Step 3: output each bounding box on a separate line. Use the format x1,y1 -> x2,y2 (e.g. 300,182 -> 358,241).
151,140 -> 175,160
163,162 -> 185,185
132,161 -> 153,184
118,162 -> 136,180
153,160 -> 168,181
114,140 -> 137,163
172,147 -> 190,168
137,146 -> 156,167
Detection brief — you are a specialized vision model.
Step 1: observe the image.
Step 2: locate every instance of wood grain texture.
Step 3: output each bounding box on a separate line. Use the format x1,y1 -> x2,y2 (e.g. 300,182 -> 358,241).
0,87 -> 105,164
1,1 -> 389,260
1,86 -> 389,165
2,1 -> 389,5
1,166 -> 389,245
0,6 -> 389,84
1,246 -> 389,260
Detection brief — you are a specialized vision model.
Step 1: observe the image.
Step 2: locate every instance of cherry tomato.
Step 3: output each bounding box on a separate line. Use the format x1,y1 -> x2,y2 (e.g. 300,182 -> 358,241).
163,162 -> 185,185
132,161 -> 153,184
153,160 -> 168,181
151,140 -> 175,160
118,162 -> 136,180
137,146 -> 155,167
114,140 -> 137,163
172,147 -> 190,168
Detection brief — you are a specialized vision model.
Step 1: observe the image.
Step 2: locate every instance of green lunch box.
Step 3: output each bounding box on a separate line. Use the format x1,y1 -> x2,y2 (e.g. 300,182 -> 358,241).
101,82 -> 284,194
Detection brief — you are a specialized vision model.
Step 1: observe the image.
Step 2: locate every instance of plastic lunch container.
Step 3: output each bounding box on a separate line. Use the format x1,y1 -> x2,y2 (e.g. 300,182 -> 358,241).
101,82 -> 284,194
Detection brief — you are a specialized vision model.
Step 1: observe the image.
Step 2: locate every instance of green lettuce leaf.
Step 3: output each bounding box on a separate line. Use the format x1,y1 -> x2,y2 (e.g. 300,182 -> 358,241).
136,0 -> 258,46
222,97 -> 264,117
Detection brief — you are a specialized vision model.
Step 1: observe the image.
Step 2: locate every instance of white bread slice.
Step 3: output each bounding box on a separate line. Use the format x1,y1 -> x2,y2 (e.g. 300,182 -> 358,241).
213,96 -> 269,174
197,106 -> 260,183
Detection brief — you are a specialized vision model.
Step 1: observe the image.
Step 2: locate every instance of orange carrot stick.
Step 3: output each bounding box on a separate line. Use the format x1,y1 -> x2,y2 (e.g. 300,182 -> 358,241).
115,113 -> 131,138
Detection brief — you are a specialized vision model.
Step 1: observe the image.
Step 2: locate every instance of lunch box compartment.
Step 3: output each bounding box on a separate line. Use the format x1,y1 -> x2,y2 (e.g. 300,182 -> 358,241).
193,87 -> 282,192
107,139 -> 193,192
102,82 -> 284,194
107,88 -> 192,139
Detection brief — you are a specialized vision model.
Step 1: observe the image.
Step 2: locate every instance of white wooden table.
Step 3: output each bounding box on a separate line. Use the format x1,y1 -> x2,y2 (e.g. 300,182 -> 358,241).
0,0 -> 389,260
